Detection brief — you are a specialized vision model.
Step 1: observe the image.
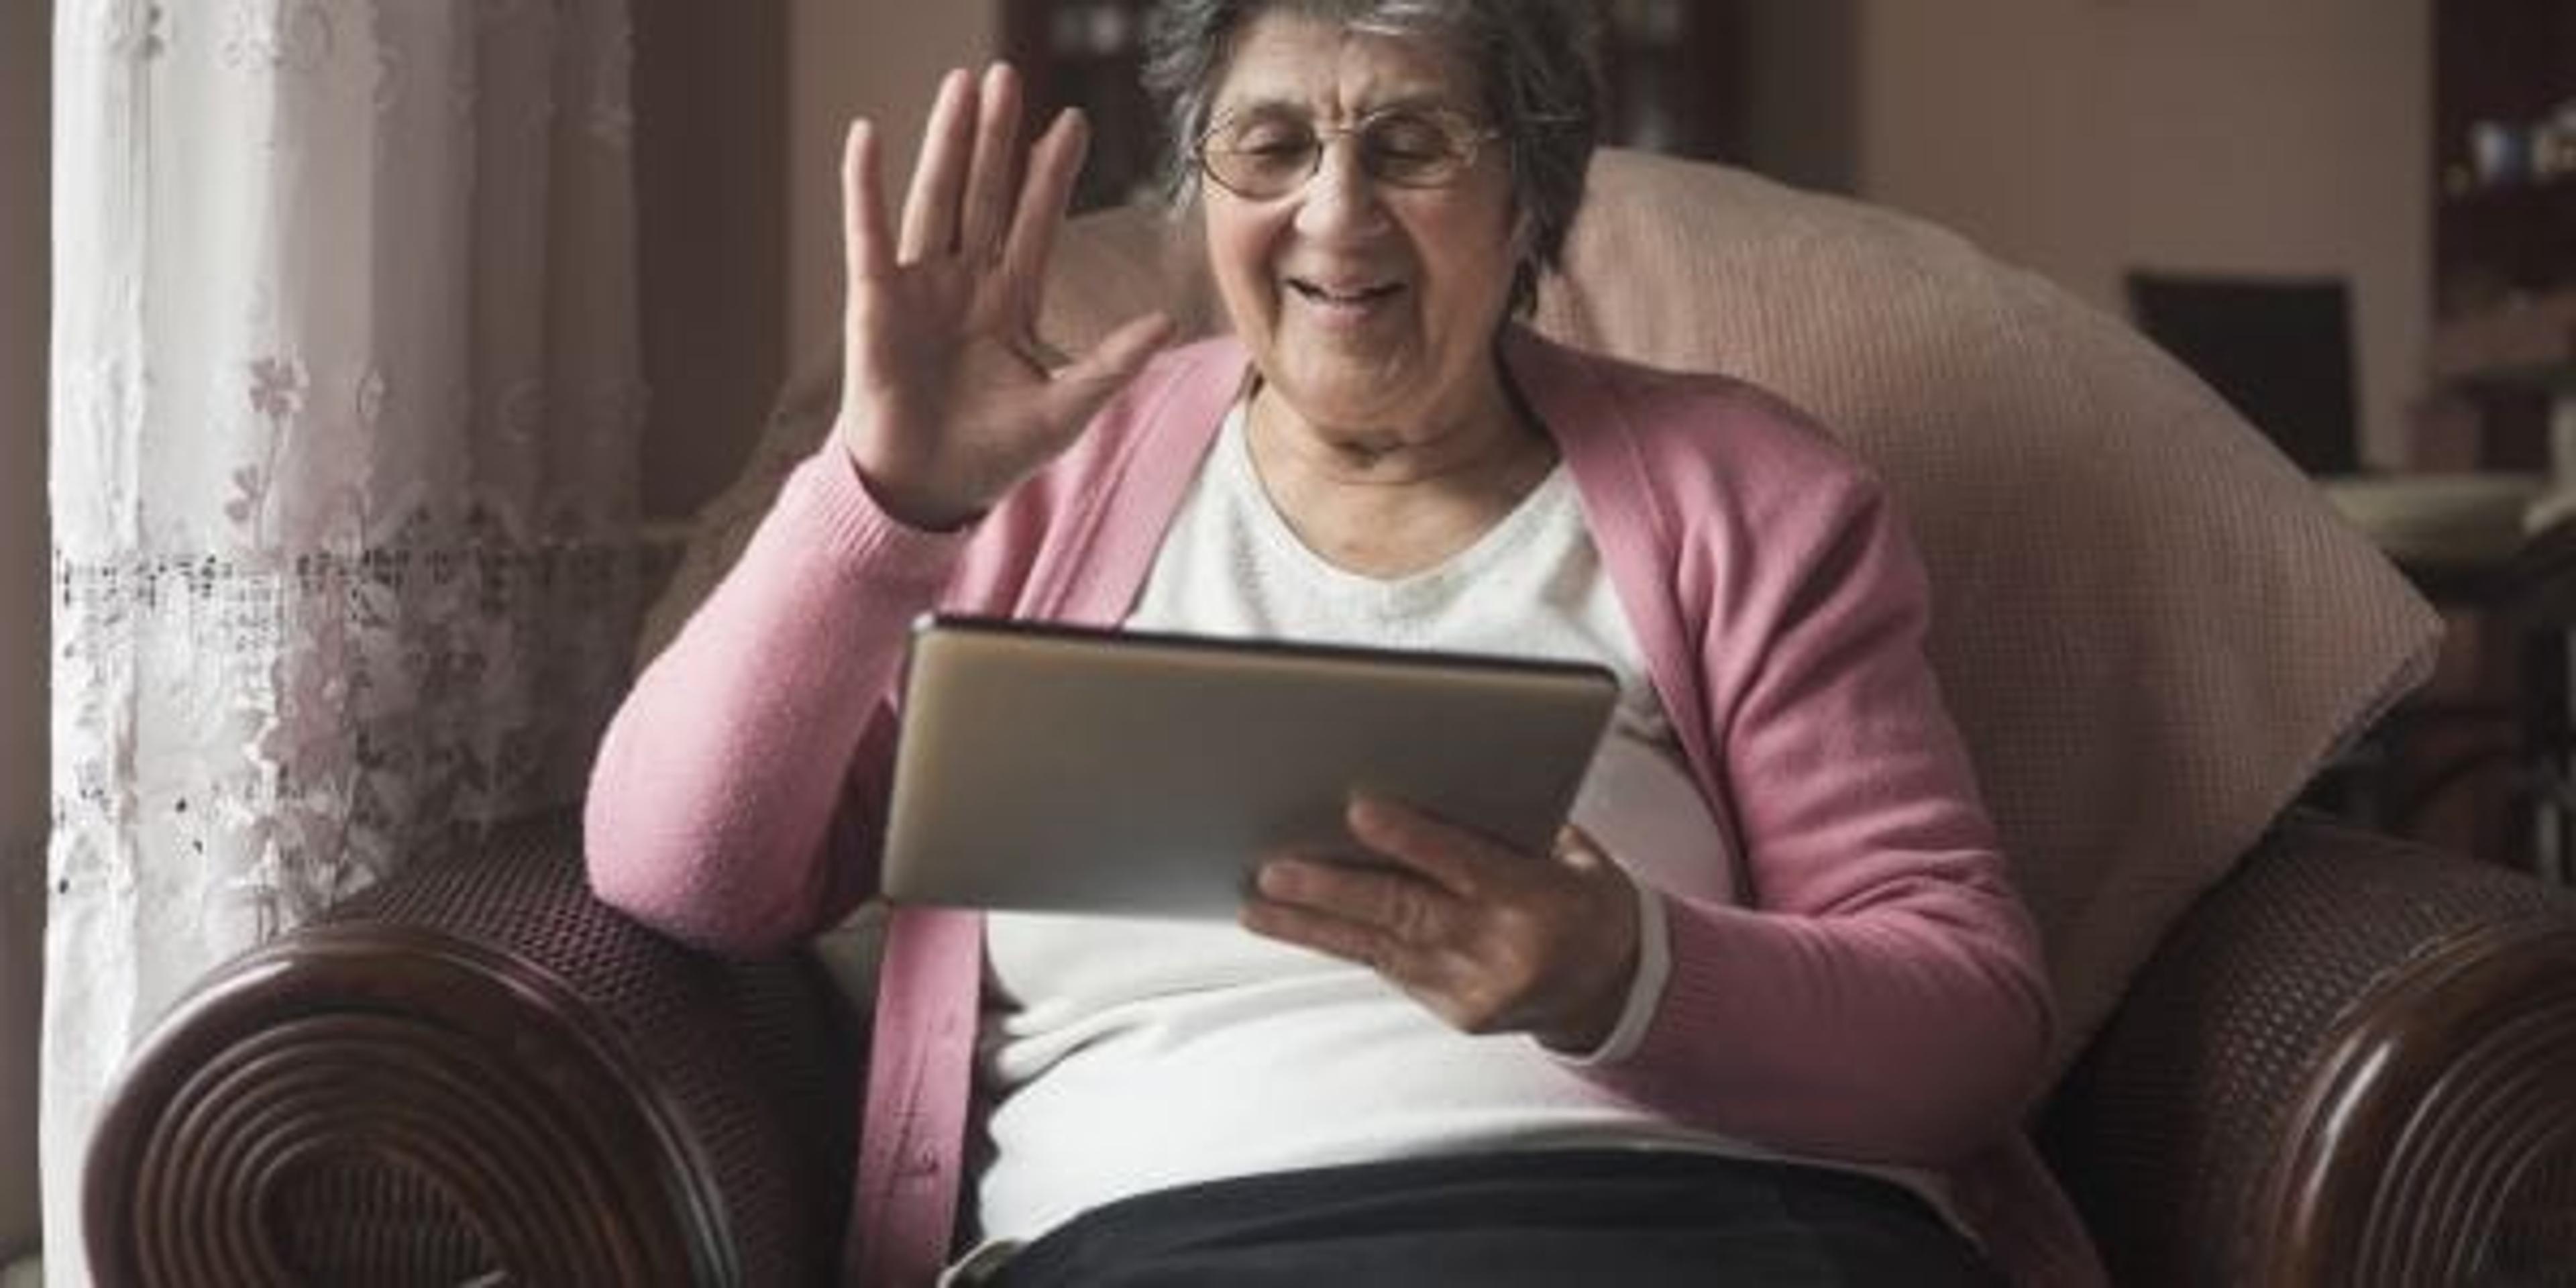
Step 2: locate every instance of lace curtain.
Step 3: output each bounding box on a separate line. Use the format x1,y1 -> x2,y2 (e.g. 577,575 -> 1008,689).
44,1 -> 644,1280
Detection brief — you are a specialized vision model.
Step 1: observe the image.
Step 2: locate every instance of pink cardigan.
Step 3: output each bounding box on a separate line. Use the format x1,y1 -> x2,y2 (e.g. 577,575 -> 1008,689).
585,331 -> 2107,1286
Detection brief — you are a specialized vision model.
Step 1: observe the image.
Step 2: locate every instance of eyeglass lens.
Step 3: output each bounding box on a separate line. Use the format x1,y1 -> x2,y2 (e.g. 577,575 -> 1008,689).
1203,110 -> 1481,197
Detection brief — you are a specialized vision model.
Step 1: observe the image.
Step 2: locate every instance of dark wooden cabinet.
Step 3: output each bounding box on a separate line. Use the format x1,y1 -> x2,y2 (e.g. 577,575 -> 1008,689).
1593,0 -> 1750,164
1000,1 -> 1161,210
998,0 -> 1748,211
2433,0 -> 2576,319
2424,0 -> 2576,472
2410,2 -> 2576,871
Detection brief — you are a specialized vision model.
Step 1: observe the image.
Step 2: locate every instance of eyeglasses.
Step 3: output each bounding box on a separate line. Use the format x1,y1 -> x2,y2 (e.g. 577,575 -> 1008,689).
1193,105 -> 1503,201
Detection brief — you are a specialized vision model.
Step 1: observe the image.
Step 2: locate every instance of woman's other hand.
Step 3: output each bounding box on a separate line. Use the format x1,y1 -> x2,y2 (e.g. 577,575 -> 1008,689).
1244,795 -> 1643,1054
837,64 -> 1175,531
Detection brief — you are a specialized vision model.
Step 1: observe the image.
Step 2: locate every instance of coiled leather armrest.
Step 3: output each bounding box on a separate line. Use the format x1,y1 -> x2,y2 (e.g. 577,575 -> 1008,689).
83,813 -> 861,1287
2041,814 -> 2576,1287
88,807 -> 2576,1286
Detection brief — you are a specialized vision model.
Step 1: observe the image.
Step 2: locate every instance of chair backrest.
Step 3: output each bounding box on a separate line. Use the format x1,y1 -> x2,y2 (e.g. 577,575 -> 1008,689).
2126,271 -> 2361,476
649,149 -> 2442,1073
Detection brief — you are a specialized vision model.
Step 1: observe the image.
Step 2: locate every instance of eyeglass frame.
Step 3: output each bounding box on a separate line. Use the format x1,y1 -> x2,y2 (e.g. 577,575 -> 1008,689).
1190,103 -> 1507,201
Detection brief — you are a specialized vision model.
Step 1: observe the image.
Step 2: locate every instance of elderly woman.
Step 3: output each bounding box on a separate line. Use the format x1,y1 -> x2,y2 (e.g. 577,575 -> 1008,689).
587,1 -> 2103,1284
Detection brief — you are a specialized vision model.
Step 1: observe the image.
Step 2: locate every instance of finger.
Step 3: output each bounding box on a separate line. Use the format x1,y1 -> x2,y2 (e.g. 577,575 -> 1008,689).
1241,897 -> 1409,977
1035,310 -> 1174,427
1255,857 -> 1451,945
1000,109 -> 1087,294
1344,794 -> 1496,896
959,63 -> 1024,262
1242,898 -> 1505,1033
842,119 -> 893,285
898,68 -> 978,264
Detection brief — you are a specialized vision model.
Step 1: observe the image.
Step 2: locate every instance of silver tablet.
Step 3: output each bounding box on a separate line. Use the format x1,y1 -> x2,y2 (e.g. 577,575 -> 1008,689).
880,614 -> 1620,918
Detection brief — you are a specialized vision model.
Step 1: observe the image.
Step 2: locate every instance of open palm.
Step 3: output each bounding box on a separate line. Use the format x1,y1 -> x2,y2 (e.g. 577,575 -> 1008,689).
837,64 -> 1173,530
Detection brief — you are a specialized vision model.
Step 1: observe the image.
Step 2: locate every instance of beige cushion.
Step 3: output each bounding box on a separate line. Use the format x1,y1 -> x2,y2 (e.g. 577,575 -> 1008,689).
647,150 -> 2442,1073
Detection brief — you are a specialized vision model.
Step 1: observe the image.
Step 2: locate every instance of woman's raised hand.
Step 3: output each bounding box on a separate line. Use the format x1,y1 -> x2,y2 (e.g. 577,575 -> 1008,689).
837,64 -> 1174,530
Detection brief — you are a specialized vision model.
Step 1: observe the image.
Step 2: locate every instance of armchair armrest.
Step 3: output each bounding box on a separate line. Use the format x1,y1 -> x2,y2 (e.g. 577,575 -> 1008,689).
2040,814 -> 2576,1287
83,812 -> 860,1287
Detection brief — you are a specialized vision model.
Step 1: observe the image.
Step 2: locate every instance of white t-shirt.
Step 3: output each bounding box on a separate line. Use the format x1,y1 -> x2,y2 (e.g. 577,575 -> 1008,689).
975,402 -> 1935,1250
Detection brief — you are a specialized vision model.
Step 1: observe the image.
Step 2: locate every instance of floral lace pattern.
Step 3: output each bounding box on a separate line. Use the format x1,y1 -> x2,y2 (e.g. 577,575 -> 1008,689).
50,512 -> 645,938
44,0 -> 645,1278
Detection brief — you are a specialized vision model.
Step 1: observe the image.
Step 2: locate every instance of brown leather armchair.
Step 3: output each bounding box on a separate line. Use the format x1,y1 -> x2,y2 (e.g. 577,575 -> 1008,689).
80,810 -> 2576,1285
78,150 -> 2576,1285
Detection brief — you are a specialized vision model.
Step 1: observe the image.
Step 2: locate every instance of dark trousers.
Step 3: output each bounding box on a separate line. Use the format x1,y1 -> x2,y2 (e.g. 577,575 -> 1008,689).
988,1148 -> 2004,1287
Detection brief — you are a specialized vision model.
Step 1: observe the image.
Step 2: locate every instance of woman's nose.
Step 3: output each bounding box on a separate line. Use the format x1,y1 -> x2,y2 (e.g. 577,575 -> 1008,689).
1291,139 -> 1391,238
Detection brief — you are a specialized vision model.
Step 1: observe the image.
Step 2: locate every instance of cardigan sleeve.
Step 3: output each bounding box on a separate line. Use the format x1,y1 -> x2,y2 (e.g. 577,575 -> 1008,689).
1569,473 -> 2055,1168
580,343 -> 1223,957
582,449 -> 967,956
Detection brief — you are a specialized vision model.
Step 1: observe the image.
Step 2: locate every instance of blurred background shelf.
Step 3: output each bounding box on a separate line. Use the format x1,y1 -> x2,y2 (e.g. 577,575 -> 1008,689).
2430,288 -> 2576,392
2426,0 -> 2576,476
2433,1 -> 2576,323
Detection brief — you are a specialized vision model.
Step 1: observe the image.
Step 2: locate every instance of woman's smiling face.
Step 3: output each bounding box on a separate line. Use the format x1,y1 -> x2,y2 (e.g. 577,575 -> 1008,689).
1197,11 -> 1523,441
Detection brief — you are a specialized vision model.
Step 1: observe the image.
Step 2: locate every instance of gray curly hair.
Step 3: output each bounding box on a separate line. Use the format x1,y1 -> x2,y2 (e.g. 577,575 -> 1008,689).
1140,0 -> 1601,318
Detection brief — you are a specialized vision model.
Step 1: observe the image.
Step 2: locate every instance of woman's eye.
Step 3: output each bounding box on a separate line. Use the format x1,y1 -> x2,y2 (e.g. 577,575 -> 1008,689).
1368,118 -> 1450,161
1364,121 -> 1460,183
1236,131 -> 1312,159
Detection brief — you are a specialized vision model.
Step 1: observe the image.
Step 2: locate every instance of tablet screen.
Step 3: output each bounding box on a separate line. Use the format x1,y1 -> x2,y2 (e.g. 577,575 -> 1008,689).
881,615 -> 1620,918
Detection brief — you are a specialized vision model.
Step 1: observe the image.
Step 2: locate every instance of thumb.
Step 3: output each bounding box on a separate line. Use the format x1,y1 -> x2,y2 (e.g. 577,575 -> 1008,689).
1040,311 -> 1175,427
